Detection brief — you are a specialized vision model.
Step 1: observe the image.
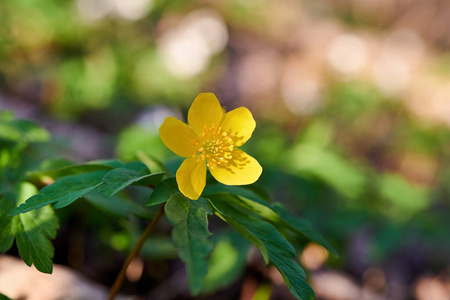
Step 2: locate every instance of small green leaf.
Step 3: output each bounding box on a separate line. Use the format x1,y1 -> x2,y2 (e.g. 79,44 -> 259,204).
0,183 -> 58,274
145,177 -> 180,207
100,168 -> 164,197
208,194 -> 315,300
10,171 -> 107,215
165,194 -> 213,295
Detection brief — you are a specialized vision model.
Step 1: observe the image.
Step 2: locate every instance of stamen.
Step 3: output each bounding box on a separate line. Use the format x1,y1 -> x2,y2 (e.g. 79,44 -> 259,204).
192,123 -> 242,169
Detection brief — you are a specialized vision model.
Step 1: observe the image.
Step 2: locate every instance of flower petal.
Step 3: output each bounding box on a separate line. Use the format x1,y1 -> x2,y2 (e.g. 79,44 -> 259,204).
176,156 -> 207,200
220,107 -> 256,146
209,148 -> 262,185
188,93 -> 224,135
159,117 -> 198,157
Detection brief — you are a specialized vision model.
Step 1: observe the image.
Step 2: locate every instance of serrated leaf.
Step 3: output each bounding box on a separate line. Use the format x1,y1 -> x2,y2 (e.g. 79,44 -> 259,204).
208,194 -> 315,300
100,168 -> 164,197
165,194 -> 213,295
145,177 -> 180,207
211,192 -> 337,255
10,170 -> 107,215
0,182 -> 58,274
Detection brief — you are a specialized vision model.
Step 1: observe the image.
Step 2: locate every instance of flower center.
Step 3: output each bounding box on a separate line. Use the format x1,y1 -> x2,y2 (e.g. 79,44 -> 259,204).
192,123 -> 235,169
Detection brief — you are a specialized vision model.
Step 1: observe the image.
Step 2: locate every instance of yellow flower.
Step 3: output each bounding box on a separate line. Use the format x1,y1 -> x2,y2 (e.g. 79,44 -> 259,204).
159,93 -> 263,200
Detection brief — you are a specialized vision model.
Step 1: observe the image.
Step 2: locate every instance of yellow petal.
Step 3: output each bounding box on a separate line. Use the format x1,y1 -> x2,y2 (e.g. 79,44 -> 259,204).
188,93 -> 224,136
159,117 -> 198,157
209,148 -> 262,185
176,156 -> 207,200
220,107 -> 256,146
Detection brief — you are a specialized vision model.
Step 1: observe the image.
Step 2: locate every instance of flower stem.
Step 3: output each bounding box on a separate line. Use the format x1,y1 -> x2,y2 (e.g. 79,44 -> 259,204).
108,203 -> 166,300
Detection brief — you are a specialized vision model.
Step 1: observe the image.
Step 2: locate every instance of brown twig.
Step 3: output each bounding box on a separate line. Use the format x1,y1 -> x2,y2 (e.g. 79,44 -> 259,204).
108,203 -> 166,300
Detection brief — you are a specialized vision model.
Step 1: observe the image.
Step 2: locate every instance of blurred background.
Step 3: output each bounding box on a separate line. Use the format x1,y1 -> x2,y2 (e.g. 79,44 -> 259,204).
0,0 -> 449,299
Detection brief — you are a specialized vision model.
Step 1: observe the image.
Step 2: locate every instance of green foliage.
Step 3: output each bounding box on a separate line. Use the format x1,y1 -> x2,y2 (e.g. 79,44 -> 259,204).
3,158 -> 166,272
0,114 -> 57,273
0,183 -> 58,274
0,116 -> 168,274
216,193 -> 338,255
7,165 -> 332,299
11,161 -> 163,216
165,195 -> 213,295
145,177 -> 180,207
11,171 -> 107,214
1,114 -> 336,300
99,166 -> 164,197
208,194 -> 315,300
143,176 -> 332,299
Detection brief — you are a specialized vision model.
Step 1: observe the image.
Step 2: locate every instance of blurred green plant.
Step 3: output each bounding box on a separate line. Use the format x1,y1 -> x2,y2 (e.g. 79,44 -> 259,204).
0,111 -> 58,273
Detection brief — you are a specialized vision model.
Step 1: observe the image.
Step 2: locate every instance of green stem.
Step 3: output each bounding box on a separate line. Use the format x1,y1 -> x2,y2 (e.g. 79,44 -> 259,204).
108,203 -> 166,300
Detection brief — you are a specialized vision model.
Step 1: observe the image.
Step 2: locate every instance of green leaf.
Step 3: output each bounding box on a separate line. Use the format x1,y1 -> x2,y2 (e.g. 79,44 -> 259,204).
100,168 -> 164,197
208,194 -> 315,300
0,193 -> 17,252
212,193 -> 338,255
145,177 -> 180,207
0,183 -> 58,274
165,194 -> 213,295
10,170 -> 107,215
